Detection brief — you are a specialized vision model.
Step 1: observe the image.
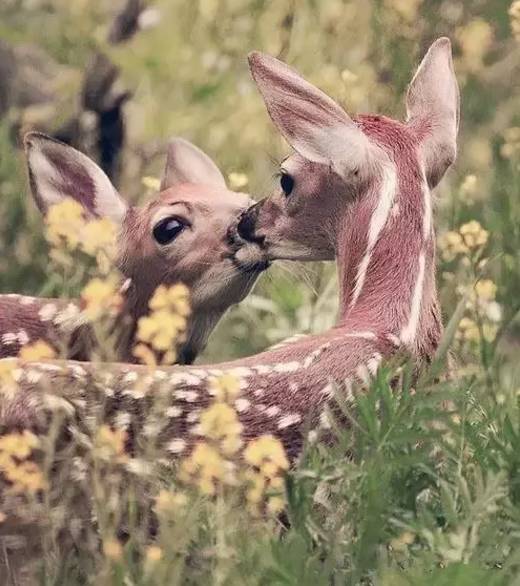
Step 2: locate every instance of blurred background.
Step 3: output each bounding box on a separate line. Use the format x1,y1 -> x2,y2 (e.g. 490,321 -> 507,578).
0,0 -> 518,364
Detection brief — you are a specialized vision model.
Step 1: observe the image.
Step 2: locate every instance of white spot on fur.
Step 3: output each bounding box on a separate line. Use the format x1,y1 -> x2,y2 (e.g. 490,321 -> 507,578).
273,361 -> 301,373
191,369 -> 208,378
268,333 -> 308,351
343,331 -> 377,340
355,364 -> 370,384
1,333 -> 17,345
186,410 -> 200,423
39,303 -> 58,321
166,406 -> 183,418
123,371 -> 138,383
167,438 -> 187,454
265,405 -> 281,417
26,369 -> 42,384
175,389 -> 198,402
20,296 -> 35,306
235,398 -> 250,412
351,164 -> 397,307
421,172 -> 432,241
254,387 -> 265,397
253,365 -> 273,375
400,253 -> 425,346
386,334 -> 401,347
114,412 -> 131,429
277,413 -> 302,429
17,330 -> 29,346
367,353 -> 382,375
229,366 -> 253,377
320,383 -> 334,397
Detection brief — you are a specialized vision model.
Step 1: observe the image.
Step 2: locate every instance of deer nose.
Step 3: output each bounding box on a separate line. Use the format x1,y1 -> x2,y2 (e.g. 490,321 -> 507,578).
237,203 -> 264,244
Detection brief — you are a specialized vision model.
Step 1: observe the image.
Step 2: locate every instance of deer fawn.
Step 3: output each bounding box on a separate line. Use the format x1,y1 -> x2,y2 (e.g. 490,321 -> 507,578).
1,39 -> 459,460
0,134 -> 262,365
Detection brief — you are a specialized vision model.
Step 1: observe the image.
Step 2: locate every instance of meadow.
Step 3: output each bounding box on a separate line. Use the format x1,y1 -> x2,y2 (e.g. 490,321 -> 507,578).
0,0 -> 519,584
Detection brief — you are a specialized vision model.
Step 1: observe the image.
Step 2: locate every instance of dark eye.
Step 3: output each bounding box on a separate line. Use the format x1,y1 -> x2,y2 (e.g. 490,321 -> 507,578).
153,216 -> 186,245
280,172 -> 294,196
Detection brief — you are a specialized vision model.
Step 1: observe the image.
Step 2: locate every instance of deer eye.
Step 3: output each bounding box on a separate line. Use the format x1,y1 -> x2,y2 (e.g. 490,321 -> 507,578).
280,172 -> 294,196
153,216 -> 186,245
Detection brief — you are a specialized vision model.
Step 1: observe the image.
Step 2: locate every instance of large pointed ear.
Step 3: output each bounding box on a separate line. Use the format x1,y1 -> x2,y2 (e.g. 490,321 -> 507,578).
24,132 -> 128,224
406,38 -> 460,188
248,52 -> 372,177
160,138 -> 227,190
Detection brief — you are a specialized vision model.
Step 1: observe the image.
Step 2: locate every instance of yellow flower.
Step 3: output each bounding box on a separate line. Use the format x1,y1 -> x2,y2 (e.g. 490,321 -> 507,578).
0,430 -> 39,460
94,425 -> 127,461
475,279 -> 497,302
384,0 -> 422,22
456,19 -> 493,72
103,539 -> 123,561
244,435 -> 289,471
19,340 -> 56,362
0,359 -> 18,393
199,402 -> 243,455
81,277 -> 122,320
438,231 -> 468,261
208,373 -> 242,402
45,198 -> 85,250
132,343 -> 158,368
228,172 -> 249,190
181,442 -> 226,495
501,127 -> 520,159
510,1 -> 520,40
81,217 -> 117,257
460,174 -> 477,199
149,284 -> 191,317
4,461 -> 47,494
459,220 -> 488,249
457,317 -> 480,342
155,489 -> 188,514
142,176 -> 161,191
267,496 -> 285,515
146,545 -> 163,563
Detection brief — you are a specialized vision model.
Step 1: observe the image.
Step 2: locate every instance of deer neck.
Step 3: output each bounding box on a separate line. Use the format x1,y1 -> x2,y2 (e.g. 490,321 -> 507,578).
335,156 -> 441,360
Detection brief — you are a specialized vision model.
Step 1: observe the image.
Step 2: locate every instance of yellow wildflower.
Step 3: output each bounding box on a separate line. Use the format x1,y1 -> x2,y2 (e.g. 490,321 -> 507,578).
103,539 -> 123,561
459,220 -> 488,249
133,343 -> 158,368
510,1 -> 520,40
0,430 -> 39,460
438,231 -> 468,261
456,19 -> 493,72
81,217 -> 117,257
94,425 -> 127,461
244,435 -> 289,471
146,545 -> 163,563
384,0 -> 422,23
208,373 -> 242,402
0,359 -> 18,394
19,340 -> 56,362
181,442 -> 226,495
475,279 -> 497,302
199,402 -> 243,455
228,172 -> 249,190
4,461 -> 47,494
501,127 -> 520,159
457,317 -> 480,342
81,277 -> 122,320
142,176 -> 161,191
155,489 -> 188,514
45,198 -> 85,250
267,496 -> 285,515
149,284 -> 190,317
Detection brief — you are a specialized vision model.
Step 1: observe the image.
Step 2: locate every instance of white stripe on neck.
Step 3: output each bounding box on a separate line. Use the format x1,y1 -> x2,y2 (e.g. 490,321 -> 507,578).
350,164 -> 397,307
400,252 -> 425,345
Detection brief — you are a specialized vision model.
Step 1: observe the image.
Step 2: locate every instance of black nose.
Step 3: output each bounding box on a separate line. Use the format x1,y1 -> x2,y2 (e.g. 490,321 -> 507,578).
237,203 -> 264,244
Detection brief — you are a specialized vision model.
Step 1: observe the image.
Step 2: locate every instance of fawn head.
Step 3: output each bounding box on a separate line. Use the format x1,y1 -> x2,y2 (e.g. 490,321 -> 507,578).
24,133 -> 261,318
235,38 -> 459,268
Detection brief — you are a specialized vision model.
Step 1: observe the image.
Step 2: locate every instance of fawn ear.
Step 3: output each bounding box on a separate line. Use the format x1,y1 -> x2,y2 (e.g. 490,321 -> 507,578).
406,38 -> 460,188
161,138 -> 227,190
24,132 -> 128,224
248,51 -> 371,177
